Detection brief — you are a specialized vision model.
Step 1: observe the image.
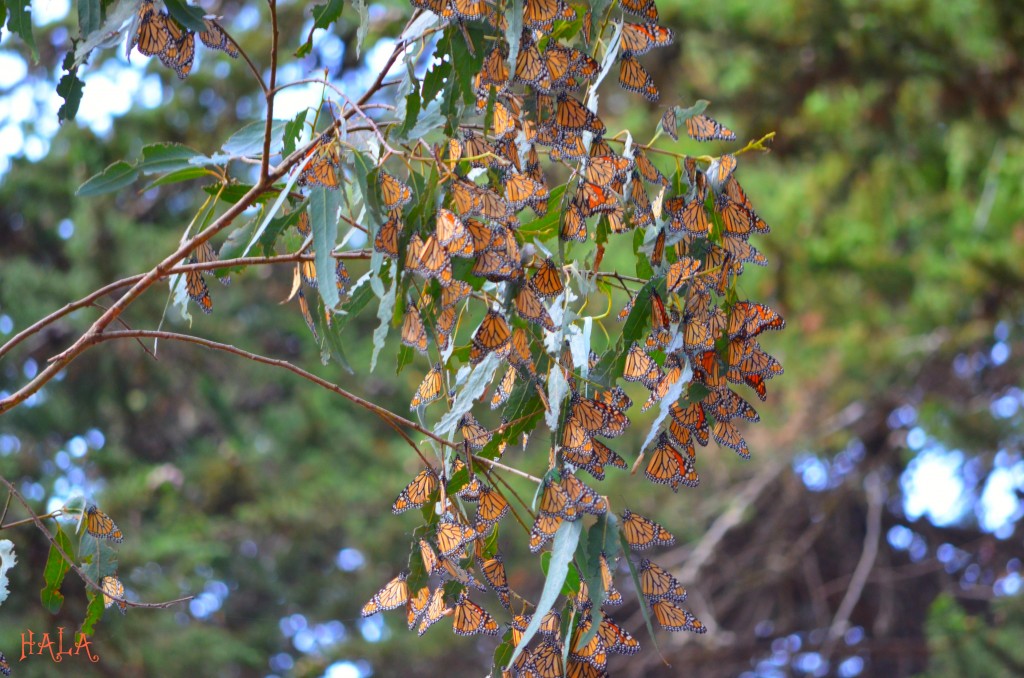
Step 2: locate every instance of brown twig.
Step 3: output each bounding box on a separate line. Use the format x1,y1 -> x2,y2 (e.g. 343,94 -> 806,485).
0,476 -> 192,610
260,0 -> 280,182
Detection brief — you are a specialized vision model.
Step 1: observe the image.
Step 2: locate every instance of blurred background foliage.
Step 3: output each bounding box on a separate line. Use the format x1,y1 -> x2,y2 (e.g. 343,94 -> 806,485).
1,0 -> 1023,676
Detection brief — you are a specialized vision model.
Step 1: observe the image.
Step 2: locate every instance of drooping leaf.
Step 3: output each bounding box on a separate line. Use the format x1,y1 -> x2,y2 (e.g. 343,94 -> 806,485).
221,120 -> 289,158
353,0 -> 368,58
504,0 -> 524,82
78,533 -> 118,584
370,277 -> 397,372
311,0 -> 344,29
508,520 -> 582,670
639,354 -> 691,452
162,0 -> 207,32
283,110 -> 309,158
7,0 -> 36,60
143,167 -> 214,190
79,591 -> 105,636
77,161 -> 138,197
620,532 -> 660,650
139,143 -> 204,175
434,352 -> 502,438
78,0 -> 101,37
40,525 -> 74,614
309,186 -> 341,311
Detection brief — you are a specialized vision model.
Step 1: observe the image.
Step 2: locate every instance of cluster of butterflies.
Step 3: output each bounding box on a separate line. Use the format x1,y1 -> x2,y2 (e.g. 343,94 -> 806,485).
82,504 -> 129,614
366,446 -> 704,674
127,0 -> 238,79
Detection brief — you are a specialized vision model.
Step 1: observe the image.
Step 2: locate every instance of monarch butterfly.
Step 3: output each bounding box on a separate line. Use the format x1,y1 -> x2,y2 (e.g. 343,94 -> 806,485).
458,412 -> 491,451
512,282 -> 555,333
560,413 -> 593,455
435,208 -> 473,258
598,616 -> 641,655
454,462 -> 483,502
560,195 -> 589,243
542,43 -> 574,88
539,609 -> 562,638
451,592 -> 499,636
392,469 -> 439,514
618,52 -> 659,102
474,486 -> 510,534
436,518 -> 477,557
480,554 -> 512,609
529,257 -> 564,299
198,18 -> 239,57
560,471 -> 606,515
683,315 -> 714,355
417,538 -> 439,576
667,401 -> 708,448
129,1 -> 170,57
664,195 -> 710,236
620,22 -> 674,55
489,100 -> 519,139
440,280 -> 472,309
715,193 -> 755,240
523,0 -> 574,29
721,234 -> 768,267
725,175 -> 770,233
361,572 -> 409,617
620,508 -> 675,551
578,181 -> 619,216
538,477 -> 578,521
193,240 -> 229,286
741,372 -> 769,401
298,133 -> 341,188
623,342 -> 662,389
728,340 -> 783,380
451,0 -> 488,21
490,367 -> 517,412
570,393 -> 630,438
401,304 -> 429,354
470,310 -> 512,363
410,363 -> 444,409
514,37 -> 548,88
475,44 -> 510,92
665,257 -> 701,295
585,155 -> 633,188
504,172 -> 548,211
411,0 -> 453,17
417,586 -> 452,636
633,147 -> 668,187
185,259 -> 213,314
638,558 -> 688,602
0,650 -> 8,677
157,19 -> 195,79
628,175 -> 655,229
508,327 -> 536,375
406,584 -> 431,630
379,170 -> 412,211
599,552 -> 622,606
648,430 -> 698,490
652,599 -> 707,633
643,353 -> 686,411
100,574 -> 127,614
373,215 -> 402,259
706,153 -> 738,191
471,249 -> 521,283
650,227 -> 666,267
555,94 -> 606,135
296,289 -> 318,339
528,510 -> 563,553
569,619 -> 608,669
728,301 -> 785,339
712,418 -> 750,459
620,0 -> 659,21
409,234 -> 454,287
509,613 -> 531,646
684,112 -> 737,142
458,131 -> 493,170
434,306 -> 455,351
85,504 -> 124,542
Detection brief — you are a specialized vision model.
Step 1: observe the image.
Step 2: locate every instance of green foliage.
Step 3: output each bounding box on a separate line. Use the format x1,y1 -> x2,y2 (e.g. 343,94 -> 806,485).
39,525 -> 74,613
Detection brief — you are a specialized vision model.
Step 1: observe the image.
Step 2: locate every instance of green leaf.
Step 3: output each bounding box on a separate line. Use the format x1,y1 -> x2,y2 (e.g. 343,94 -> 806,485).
353,0 -> 368,58
351,151 -> 384,231
162,0 -> 207,32
56,63 -> 85,123
504,0 -> 524,83
370,277 -> 397,372
422,46 -> 450,106
40,525 -> 74,614
78,0 -> 101,36
309,186 -> 341,311
311,0 -> 343,28
508,520 -> 582,670
283,110 -> 309,158
7,0 -> 36,60
139,143 -> 203,175
331,275 -> 376,333
0,0 -> 7,41
79,591 -> 105,636
221,120 -> 289,158
218,216 -> 261,262
143,166 -> 213,190
320,303 -> 355,374
434,352 -> 501,438
634,228 -> 654,278
76,161 -> 138,197
78,533 -> 118,585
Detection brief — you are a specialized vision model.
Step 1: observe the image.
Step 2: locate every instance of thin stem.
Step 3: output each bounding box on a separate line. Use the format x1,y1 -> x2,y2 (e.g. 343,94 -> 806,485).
260,0 -> 280,182
0,475 -> 192,610
218,21 -> 267,94
93,330 -> 457,450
